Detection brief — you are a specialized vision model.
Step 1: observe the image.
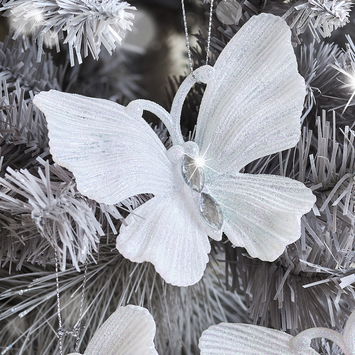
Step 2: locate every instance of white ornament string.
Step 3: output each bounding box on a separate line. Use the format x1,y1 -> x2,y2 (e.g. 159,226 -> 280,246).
55,249 -> 88,355
54,250 -> 64,355
205,0 -> 214,66
181,0 -> 214,75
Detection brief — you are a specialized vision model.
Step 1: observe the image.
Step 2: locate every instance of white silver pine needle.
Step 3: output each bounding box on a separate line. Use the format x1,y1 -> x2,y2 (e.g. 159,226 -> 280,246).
0,39 -> 64,94
332,35 -> 355,113
0,159 -> 104,271
297,41 -> 347,113
0,253 -> 247,355
1,0 -> 136,66
285,0 -> 353,40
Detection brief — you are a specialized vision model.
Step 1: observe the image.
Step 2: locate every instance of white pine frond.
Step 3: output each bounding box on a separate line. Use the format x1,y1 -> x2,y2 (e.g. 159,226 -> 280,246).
0,160 -> 104,270
288,0 -> 353,40
1,0 -> 136,65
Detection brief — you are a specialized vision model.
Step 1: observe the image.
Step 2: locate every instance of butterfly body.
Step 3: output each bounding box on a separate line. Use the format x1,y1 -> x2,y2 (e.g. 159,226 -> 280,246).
166,141 -> 225,234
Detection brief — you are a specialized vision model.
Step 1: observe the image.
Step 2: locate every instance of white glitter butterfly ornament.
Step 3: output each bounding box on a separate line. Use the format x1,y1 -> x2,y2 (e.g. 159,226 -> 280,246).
34,14 -> 316,287
199,310 -> 355,355
68,305 -> 158,355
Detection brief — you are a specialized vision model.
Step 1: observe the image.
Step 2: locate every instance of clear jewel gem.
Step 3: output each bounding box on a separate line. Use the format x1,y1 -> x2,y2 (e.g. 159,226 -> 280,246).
181,154 -> 205,192
199,192 -> 223,230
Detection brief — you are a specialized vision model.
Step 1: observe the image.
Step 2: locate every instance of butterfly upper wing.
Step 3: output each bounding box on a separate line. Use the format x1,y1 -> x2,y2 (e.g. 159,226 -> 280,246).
199,323 -> 319,355
195,13 -> 306,174
34,90 -> 174,205
84,305 -> 158,355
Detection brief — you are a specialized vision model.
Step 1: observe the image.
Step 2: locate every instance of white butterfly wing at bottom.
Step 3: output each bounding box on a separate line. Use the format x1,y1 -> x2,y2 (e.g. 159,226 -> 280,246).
82,305 -> 157,355
199,323 -> 319,355
116,192 -> 211,287
207,173 -> 315,261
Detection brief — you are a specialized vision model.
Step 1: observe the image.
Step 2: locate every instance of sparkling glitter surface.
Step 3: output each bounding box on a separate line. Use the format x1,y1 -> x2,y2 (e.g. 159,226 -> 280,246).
199,310 -> 355,355
67,305 -> 158,355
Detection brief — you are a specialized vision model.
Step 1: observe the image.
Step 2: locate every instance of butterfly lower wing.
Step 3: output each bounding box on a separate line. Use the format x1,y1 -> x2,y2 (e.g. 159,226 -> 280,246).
208,173 -> 315,261
116,193 -> 211,286
34,90 -> 174,205
84,305 -> 157,355
199,323 -> 319,355
195,13 -> 306,174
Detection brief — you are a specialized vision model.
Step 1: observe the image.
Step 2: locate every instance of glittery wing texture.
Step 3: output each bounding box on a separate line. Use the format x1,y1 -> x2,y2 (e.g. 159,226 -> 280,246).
207,173 -> 315,261
33,90 -> 174,205
343,310 -> 355,354
83,305 -> 158,355
116,193 -> 211,287
198,323 -> 319,355
195,13 -> 306,174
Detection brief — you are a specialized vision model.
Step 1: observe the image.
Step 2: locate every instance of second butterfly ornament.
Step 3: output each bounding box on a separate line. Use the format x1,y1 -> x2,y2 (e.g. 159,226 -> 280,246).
34,13 -> 315,287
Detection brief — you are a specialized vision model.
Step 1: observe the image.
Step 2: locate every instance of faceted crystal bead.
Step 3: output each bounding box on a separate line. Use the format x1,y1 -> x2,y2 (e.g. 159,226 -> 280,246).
199,192 -> 224,230
181,154 -> 205,192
